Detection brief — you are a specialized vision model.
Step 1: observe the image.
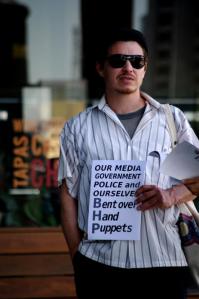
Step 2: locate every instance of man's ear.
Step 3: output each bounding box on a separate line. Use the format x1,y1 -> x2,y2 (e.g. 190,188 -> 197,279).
142,62 -> 147,80
96,62 -> 104,78
144,62 -> 148,72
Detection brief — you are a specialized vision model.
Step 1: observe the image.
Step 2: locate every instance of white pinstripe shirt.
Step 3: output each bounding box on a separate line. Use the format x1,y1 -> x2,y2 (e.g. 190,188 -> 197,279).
58,92 -> 199,268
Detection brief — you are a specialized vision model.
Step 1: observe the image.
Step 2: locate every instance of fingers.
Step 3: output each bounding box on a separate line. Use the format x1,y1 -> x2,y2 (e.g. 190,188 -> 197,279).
135,185 -> 160,211
135,185 -> 156,197
136,196 -> 158,211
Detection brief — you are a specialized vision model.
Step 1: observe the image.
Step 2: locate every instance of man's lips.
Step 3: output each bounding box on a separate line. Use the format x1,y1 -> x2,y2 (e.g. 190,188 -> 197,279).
118,75 -> 135,81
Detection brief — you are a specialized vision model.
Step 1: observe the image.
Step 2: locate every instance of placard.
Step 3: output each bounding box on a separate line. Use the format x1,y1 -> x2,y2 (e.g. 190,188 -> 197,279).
88,160 -> 146,240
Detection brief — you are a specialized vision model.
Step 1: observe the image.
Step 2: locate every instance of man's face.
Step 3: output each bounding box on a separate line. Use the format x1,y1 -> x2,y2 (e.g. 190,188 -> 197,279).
97,41 -> 147,95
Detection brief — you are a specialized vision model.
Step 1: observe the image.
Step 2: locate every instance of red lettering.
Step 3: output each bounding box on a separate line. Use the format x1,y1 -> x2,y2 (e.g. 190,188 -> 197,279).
46,159 -> 58,187
31,159 -> 44,188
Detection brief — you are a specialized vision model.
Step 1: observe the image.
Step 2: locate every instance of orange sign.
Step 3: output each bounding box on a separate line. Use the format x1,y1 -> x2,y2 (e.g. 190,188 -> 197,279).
12,119 -> 61,189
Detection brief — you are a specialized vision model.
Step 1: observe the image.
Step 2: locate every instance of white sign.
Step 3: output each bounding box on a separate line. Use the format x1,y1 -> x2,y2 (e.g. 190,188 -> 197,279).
160,141 -> 199,180
88,160 -> 146,240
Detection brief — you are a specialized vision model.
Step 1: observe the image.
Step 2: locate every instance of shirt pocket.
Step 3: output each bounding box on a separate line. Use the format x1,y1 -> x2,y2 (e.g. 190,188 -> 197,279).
145,145 -> 172,185
148,150 -> 168,165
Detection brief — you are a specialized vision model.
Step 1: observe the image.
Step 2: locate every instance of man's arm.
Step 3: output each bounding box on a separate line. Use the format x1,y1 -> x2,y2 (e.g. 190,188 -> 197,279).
183,176 -> 199,196
59,180 -> 83,258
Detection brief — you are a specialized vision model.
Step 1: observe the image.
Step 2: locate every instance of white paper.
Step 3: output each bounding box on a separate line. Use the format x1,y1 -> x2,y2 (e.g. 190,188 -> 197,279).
160,141 -> 199,180
88,160 -> 146,240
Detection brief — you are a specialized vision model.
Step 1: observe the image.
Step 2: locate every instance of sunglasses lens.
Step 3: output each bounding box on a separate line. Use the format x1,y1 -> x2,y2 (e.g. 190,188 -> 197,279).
107,55 -> 145,69
108,55 -> 125,68
130,56 -> 145,69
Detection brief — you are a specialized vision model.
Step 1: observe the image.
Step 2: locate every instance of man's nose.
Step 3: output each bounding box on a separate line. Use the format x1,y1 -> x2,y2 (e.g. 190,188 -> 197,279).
123,60 -> 133,70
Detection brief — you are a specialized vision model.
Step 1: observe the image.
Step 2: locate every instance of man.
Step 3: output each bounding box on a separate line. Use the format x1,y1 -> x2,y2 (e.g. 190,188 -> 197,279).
58,28 -> 199,299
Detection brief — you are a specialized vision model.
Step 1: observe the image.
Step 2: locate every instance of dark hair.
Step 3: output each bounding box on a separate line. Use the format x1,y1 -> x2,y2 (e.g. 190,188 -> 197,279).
96,28 -> 148,64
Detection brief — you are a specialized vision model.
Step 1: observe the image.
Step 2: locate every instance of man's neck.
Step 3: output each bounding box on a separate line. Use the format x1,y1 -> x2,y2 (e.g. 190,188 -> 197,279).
105,91 -> 146,114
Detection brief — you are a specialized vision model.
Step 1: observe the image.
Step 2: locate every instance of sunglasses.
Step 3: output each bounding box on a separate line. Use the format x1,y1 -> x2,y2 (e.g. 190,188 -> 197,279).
107,54 -> 145,69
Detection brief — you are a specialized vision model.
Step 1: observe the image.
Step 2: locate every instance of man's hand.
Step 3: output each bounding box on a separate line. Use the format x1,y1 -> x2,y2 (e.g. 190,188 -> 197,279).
135,184 -> 196,211
59,180 -> 83,259
135,185 -> 174,211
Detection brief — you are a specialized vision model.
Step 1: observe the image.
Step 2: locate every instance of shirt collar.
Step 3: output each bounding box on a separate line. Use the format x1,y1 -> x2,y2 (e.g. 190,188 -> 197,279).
96,91 -> 161,111
141,91 -> 161,110
97,96 -> 107,110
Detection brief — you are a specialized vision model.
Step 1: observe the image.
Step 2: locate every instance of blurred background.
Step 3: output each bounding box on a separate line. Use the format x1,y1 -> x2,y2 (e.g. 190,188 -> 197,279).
0,0 -> 198,228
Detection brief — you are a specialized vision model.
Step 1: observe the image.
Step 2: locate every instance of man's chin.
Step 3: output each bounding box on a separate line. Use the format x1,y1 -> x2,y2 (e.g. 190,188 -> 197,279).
117,87 -> 138,94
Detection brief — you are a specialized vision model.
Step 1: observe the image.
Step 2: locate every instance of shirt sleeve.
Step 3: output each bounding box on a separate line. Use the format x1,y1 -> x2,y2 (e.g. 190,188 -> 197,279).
173,106 -> 199,148
58,121 -> 80,198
